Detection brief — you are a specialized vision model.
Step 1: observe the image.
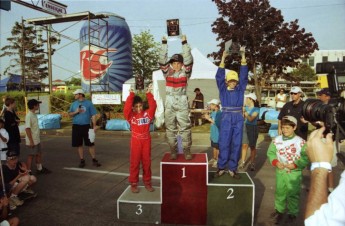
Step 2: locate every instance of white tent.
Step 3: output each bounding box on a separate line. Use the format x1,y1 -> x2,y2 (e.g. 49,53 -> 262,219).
153,48 -> 220,128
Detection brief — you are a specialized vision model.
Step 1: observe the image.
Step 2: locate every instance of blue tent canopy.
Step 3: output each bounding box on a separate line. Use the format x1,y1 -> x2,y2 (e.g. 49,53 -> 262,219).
0,73 -> 42,92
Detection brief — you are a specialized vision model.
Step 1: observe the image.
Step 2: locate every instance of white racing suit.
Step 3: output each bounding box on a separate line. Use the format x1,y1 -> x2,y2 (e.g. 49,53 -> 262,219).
159,41 -> 193,157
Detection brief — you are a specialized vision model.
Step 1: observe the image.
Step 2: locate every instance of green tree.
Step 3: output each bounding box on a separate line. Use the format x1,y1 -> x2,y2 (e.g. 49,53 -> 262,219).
0,21 -> 48,89
67,77 -> 81,86
132,30 -> 160,81
290,63 -> 316,81
210,0 -> 318,103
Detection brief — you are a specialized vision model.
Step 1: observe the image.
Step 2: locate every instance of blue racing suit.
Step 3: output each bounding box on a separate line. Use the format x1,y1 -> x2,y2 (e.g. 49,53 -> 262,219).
216,65 -> 248,171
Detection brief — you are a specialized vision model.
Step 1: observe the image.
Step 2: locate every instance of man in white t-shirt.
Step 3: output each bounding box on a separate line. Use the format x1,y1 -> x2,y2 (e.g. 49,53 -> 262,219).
275,89 -> 287,111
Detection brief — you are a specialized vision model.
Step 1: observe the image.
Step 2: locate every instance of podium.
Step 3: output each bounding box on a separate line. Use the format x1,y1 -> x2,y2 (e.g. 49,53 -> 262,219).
117,153 -> 255,225
207,172 -> 255,226
160,153 -> 208,225
117,186 -> 161,224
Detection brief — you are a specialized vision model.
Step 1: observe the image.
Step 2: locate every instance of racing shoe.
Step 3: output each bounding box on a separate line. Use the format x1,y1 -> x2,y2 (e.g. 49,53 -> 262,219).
144,183 -> 155,192
131,183 -> 139,193
270,210 -> 284,225
214,169 -> 227,178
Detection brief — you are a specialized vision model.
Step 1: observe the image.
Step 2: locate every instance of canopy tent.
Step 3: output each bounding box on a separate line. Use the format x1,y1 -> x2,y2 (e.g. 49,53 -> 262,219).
0,73 -> 42,92
152,48 -> 220,128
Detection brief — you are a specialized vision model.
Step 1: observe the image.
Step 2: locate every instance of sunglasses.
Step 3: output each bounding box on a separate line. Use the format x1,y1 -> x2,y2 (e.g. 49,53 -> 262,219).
290,92 -> 299,95
7,156 -> 17,160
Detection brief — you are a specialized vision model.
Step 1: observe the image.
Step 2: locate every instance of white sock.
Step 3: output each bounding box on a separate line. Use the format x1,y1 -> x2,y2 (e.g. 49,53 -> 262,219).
328,188 -> 334,193
37,164 -> 42,170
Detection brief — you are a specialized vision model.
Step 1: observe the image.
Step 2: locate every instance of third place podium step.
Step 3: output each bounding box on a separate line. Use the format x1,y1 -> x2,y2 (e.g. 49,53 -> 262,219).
160,153 -> 208,225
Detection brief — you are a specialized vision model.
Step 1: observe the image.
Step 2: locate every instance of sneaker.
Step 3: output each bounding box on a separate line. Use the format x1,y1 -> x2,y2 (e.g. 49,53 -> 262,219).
250,163 -> 256,171
79,159 -> 85,168
185,153 -> 192,160
208,158 -> 216,165
9,203 -> 16,211
22,188 -> 35,195
10,196 -> 23,206
131,183 -> 139,193
144,184 -> 155,192
170,153 -> 177,160
214,169 -> 227,178
228,170 -> 241,179
212,160 -> 218,168
37,167 -> 52,174
238,161 -> 246,169
270,210 -> 284,224
92,159 -> 101,167
285,214 -> 296,223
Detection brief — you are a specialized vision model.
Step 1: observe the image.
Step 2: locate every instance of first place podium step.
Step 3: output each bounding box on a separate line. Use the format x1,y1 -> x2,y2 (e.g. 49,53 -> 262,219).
161,153 -> 208,225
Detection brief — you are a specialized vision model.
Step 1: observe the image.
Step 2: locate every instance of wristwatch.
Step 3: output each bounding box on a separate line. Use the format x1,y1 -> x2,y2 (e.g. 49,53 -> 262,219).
310,162 -> 332,172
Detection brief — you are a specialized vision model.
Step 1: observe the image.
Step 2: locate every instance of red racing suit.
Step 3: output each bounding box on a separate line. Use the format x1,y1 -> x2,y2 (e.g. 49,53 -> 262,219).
124,92 -> 157,184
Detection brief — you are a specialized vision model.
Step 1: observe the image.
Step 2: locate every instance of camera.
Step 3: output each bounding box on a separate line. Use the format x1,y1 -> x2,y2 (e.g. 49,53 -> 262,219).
302,62 -> 345,141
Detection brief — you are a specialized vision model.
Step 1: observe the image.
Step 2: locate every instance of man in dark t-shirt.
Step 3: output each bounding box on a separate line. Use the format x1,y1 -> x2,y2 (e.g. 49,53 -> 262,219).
192,88 -> 204,126
278,86 -> 308,140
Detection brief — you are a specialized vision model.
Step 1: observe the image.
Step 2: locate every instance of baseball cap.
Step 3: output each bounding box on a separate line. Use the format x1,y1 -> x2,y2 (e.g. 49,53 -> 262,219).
6,151 -> 18,159
194,88 -> 200,92
169,54 -> 183,63
245,93 -> 257,101
316,88 -> 331,96
207,99 -> 220,105
283,115 -> 297,125
73,89 -> 85,95
226,70 -> 239,82
290,86 -> 302,93
27,99 -> 42,109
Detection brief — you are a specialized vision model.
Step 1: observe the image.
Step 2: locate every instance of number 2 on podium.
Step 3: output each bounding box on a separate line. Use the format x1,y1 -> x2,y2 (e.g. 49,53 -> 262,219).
181,167 -> 186,178
227,188 -> 235,199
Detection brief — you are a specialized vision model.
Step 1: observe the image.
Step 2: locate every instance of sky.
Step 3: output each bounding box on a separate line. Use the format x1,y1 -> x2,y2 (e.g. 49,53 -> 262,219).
0,0 -> 344,82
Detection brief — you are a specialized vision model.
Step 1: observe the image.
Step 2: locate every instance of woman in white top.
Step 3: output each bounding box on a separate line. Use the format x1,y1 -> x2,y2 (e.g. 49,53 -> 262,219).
275,89 -> 287,111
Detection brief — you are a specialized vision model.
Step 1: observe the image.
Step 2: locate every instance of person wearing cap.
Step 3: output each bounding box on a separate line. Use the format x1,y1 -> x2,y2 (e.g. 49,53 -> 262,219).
69,89 -> 101,168
240,93 -> 260,171
275,89 -> 287,111
316,88 -> 331,104
192,88 -> 204,126
25,99 -> 51,175
267,115 -> 309,224
214,47 -> 248,179
3,97 -> 21,156
278,86 -> 308,140
2,151 -> 37,208
203,99 -> 222,168
158,34 -> 193,160
316,88 -> 337,194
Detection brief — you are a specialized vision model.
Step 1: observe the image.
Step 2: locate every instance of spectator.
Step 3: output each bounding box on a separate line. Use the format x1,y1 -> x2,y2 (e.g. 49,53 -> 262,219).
3,98 -> 21,156
159,35 -> 193,160
0,96 -> 7,119
275,89 -> 287,111
278,86 -> 308,140
203,99 -> 221,168
192,88 -> 204,126
123,86 -> 157,193
214,47 -> 248,179
0,196 -> 19,226
240,93 -> 260,171
316,88 -> 337,194
267,116 -> 309,224
0,119 -> 9,161
2,151 -> 37,208
304,127 -> 345,226
25,99 -> 51,174
68,89 -> 101,168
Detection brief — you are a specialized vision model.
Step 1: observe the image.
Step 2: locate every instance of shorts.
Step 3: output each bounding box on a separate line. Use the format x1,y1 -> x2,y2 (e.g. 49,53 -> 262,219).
246,124 -> 258,148
211,140 -> 219,149
242,124 -> 249,144
72,124 -> 94,147
26,143 -> 41,156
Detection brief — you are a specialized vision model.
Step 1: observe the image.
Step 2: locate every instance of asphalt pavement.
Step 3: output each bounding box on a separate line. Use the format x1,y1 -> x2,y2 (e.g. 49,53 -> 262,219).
12,129 -> 344,226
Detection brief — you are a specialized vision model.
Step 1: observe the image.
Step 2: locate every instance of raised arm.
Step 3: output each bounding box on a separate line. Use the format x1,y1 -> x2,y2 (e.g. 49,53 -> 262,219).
123,92 -> 135,121
181,35 -> 193,78
215,51 -> 228,91
239,46 -> 248,91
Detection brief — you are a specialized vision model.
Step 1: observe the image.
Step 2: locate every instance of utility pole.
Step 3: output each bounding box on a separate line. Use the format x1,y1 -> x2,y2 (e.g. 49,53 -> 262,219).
21,18 -> 26,96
